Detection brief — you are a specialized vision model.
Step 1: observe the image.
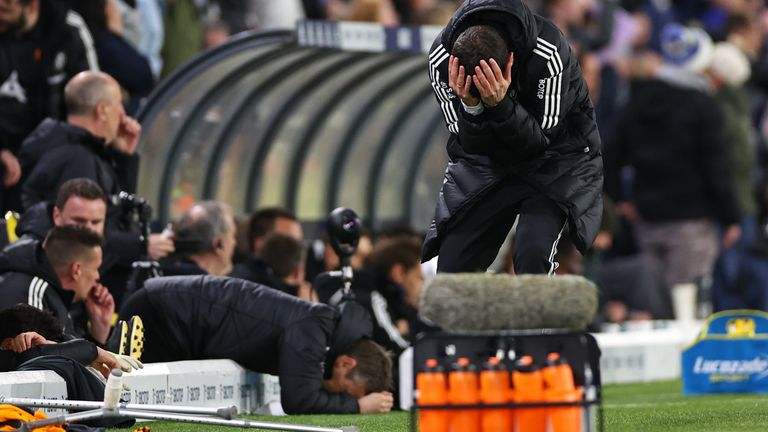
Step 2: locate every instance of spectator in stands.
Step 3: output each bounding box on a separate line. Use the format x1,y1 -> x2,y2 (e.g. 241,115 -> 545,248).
71,0 -> 155,114
260,233 -> 318,301
0,225 -> 113,344
704,42 -> 764,311
605,24 -> 742,295
16,178 -> 107,241
168,201 -> 237,276
230,207 -> 302,282
0,0 -> 97,212
160,0 -> 204,77
120,275 -> 394,415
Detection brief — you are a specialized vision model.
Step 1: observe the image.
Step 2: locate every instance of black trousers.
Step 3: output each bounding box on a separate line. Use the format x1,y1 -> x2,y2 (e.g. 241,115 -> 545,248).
437,176 -> 567,275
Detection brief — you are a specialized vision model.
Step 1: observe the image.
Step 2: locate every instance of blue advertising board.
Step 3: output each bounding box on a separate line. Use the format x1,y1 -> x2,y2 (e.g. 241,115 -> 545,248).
682,310 -> 768,395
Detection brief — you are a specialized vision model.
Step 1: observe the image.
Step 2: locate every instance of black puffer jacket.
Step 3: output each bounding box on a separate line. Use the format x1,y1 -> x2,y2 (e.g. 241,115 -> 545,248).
423,0 -> 603,260
0,239 -> 75,336
120,276 -> 372,414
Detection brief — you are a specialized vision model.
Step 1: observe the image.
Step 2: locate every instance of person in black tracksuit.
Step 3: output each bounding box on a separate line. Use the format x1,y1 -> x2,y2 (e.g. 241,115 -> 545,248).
119,275 -> 395,415
423,0 -> 603,274
0,0 -> 97,211
0,225 -> 115,346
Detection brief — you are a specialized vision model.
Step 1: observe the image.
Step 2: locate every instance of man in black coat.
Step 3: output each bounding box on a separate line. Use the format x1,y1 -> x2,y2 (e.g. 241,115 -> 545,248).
119,275 -> 394,415
20,70 -> 141,208
423,0 -> 603,274
0,225 -> 113,344
0,0 -> 97,211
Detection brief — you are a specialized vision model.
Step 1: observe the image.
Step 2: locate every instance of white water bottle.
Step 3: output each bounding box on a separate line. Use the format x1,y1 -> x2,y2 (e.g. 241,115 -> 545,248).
104,368 -> 124,410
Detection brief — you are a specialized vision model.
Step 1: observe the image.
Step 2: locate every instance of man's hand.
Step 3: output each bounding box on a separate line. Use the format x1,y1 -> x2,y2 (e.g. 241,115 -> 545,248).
112,115 -> 141,155
91,348 -> 144,378
722,224 -> 742,249
617,201 -> 639,224
0,149 -> 21,187
1,332 -> 50,352
148,233 -> 175,260
358,391 -> 393,414
448,55 -> 480,107
472,53 -> 514,107
85,283 -> 115,345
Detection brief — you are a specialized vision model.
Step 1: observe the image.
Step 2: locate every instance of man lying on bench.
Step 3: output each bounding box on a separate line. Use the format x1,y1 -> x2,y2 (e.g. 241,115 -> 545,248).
120,275 -> 394,415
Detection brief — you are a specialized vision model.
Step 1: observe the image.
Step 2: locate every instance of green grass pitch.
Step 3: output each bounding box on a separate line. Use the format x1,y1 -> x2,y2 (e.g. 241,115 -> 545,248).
116,380 -> 768,431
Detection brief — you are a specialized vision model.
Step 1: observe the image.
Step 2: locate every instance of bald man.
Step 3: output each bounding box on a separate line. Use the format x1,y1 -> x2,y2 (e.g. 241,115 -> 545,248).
18,71 -> 174,304
20,70 -> 141,208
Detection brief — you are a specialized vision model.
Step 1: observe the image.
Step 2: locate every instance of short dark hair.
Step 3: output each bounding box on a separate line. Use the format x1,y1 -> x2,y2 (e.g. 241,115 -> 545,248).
452,25 -> 509,96
261,233 -> 304,279
43,225 -> 103,272
175,201 -> 233,253
345,339 -> 393,393
0,304 -> 64,342
55,178 -> 107,210
247,208 -> 298,251
365,236 -> 422,273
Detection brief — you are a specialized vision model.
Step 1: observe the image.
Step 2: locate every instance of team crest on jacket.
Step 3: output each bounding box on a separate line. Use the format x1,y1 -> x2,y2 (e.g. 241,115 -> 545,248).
0,71 -> 26,103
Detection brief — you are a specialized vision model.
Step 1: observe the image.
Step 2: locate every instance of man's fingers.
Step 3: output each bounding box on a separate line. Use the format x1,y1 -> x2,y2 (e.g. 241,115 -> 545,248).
457,65 -> 466,88
479,60 -> 497,87
472,72 -> 491,97
448,55 -> 457,87
506,52 -> 514,81
489,58 -> 505,83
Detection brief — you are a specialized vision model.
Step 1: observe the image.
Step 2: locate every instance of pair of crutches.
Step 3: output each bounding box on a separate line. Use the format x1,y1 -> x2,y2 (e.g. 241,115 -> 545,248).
1,370 -> 358,431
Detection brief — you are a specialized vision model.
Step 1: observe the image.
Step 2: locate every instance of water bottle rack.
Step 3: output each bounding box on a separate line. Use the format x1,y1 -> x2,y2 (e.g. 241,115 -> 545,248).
410,329 -> 604,432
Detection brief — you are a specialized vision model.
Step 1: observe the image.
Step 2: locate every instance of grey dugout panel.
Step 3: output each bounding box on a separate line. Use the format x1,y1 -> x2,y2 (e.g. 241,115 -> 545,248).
136,23 -> 450,232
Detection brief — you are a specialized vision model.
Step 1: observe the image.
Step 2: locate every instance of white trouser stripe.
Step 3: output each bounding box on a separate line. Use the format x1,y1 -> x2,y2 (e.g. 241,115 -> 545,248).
548,223 -> 567,276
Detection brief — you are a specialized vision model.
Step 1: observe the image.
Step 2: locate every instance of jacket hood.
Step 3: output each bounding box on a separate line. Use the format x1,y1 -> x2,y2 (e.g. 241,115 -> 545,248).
16,202 -> 53,241
0,239 -> 71,304
324,298 -> 373,379
443,0 -> 539,57
18,119 -> 106,175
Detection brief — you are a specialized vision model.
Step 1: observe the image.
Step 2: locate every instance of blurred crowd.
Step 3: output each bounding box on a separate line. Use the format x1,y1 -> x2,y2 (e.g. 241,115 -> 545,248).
0,0 -> 766,395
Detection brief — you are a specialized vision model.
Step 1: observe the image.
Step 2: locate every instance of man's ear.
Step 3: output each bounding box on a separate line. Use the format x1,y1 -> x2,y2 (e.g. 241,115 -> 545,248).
335,354 -> 358,371
68,262 -> 81,283
95,102 -> 107,121
52,206 -> 62,225
388,263 -> 406,285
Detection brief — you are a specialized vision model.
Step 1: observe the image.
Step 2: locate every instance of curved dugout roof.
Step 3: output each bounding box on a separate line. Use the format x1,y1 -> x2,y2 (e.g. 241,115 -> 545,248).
137,24 -> 449,231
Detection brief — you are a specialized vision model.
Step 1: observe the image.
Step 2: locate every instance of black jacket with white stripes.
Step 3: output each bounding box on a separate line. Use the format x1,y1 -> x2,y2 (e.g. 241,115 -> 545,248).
0,239 -> 76,337
423,0 -> 603,260
0,0 -> 97,154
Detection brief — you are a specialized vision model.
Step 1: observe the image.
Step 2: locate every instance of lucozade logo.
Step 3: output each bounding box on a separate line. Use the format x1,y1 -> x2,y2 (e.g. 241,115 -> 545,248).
693,355 -> 768,381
